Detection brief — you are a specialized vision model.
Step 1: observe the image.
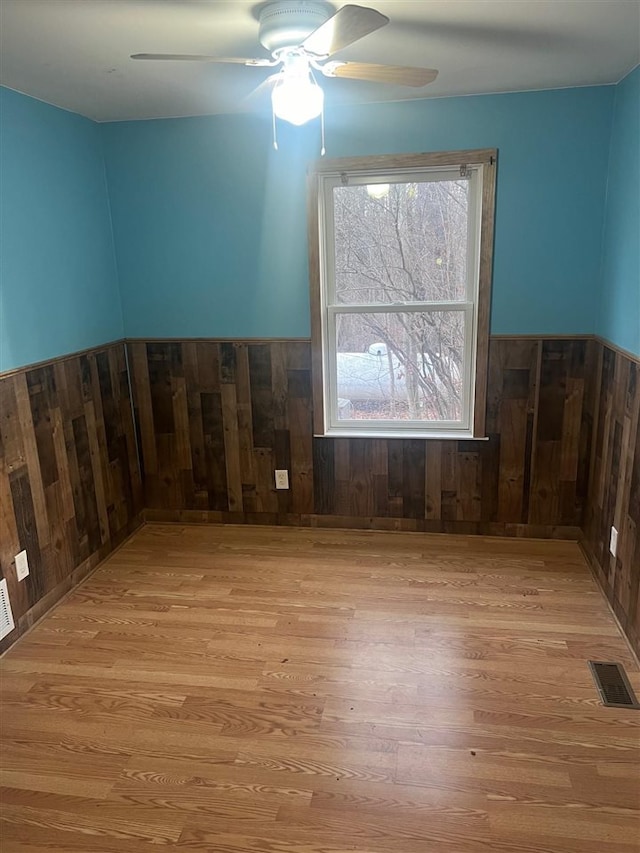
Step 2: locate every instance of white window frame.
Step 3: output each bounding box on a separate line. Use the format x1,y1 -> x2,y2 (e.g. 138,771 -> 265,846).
307,150 -> 497,440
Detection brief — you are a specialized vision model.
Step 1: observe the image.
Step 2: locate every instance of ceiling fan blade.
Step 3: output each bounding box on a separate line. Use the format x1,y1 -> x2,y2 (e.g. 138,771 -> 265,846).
130,54 -> 273,65
324,62 -> 438,87
301,5 -> 388,58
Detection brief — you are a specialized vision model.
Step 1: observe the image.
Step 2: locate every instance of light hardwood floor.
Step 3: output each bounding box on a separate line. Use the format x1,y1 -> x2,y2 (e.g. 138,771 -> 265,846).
1,523 -> 639,852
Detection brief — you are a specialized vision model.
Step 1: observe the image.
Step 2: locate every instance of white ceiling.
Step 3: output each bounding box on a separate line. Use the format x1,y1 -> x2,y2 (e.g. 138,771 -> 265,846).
1,0 -> 638,122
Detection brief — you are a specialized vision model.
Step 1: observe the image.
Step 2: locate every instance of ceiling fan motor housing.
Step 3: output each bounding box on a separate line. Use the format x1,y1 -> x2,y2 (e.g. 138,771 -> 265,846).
259,1 -> 334,53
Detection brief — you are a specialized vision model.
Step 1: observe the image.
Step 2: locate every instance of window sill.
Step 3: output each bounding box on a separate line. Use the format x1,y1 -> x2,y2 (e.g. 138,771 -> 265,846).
316,430 -> 489,441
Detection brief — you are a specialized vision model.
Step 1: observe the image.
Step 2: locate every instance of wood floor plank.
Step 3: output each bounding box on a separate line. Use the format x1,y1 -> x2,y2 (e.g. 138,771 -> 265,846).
1,523 -> 638,852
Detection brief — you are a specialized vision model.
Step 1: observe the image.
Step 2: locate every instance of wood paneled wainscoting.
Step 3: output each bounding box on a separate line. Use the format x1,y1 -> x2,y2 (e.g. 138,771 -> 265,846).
583,342 -> 640,655
0,342 -> 143,652
128,337 -> 598,538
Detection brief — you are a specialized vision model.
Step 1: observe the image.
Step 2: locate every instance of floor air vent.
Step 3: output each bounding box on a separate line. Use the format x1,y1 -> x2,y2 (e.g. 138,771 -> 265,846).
588,661 -> 640,709
0,578 -> 16,641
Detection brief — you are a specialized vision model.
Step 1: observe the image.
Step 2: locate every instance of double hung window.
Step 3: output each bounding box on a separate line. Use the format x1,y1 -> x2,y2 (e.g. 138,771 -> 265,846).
308,149 -> 496,438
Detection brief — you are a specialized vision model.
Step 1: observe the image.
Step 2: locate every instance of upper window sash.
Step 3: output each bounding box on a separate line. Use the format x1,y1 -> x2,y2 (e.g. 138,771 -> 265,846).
320,166 -> 482,309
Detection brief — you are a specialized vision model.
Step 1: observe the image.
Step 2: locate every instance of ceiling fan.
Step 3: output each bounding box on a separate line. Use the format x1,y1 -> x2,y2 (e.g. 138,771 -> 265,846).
131,1 -> 438,126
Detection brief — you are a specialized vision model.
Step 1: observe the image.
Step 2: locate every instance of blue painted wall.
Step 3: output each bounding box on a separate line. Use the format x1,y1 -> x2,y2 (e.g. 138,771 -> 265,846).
0,87 -> 122,372
101,85 -> 614,339
598,66 -> 640,357
1,81 -> 626,366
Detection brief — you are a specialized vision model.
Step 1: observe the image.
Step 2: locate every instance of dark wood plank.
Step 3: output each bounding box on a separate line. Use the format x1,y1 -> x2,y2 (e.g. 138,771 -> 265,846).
248,345 -> 274,449
9,467 -> 45,603
201,391 -> 228,511
219,342 -> 236,385
313,439 -> 335,515
402,440 -> 425,520
348,439 -> 374,518
235,345 -> 257,513
26,366 -> 59,490
147,344 -> 178,435
289,396 -> 314,516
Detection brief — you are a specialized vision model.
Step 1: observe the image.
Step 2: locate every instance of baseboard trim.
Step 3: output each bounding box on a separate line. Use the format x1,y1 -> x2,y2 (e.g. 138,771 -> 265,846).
142,508 -> 581,540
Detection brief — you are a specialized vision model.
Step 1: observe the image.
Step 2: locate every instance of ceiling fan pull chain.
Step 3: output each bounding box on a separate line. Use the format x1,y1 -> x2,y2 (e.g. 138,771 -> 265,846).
320,95 -> 326,156
272,107 -> 278,150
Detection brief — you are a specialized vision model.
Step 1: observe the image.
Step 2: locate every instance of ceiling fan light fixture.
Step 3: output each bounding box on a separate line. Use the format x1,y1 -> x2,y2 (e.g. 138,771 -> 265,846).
271,57 -> 324,125
129,4 -> 437,143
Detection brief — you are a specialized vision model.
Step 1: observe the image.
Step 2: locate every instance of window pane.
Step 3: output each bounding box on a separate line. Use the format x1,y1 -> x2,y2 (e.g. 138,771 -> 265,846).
335,311 -> 465,422
333,180 -> 469,305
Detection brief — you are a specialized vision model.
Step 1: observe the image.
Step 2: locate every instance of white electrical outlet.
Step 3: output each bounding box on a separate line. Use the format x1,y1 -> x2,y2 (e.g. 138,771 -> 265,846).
274,469 -> 289,490
15,550 -> 29,581
609,526 -> 618,557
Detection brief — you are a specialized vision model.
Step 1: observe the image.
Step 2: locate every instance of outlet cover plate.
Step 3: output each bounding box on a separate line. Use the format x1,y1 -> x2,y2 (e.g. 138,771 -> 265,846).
275,469 -> 289,490
609,526 -> 618,557
15,550 -> 29,581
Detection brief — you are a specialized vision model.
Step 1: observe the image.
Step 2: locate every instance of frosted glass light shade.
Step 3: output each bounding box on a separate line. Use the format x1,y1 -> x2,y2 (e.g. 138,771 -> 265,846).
272,75 -> 324,126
